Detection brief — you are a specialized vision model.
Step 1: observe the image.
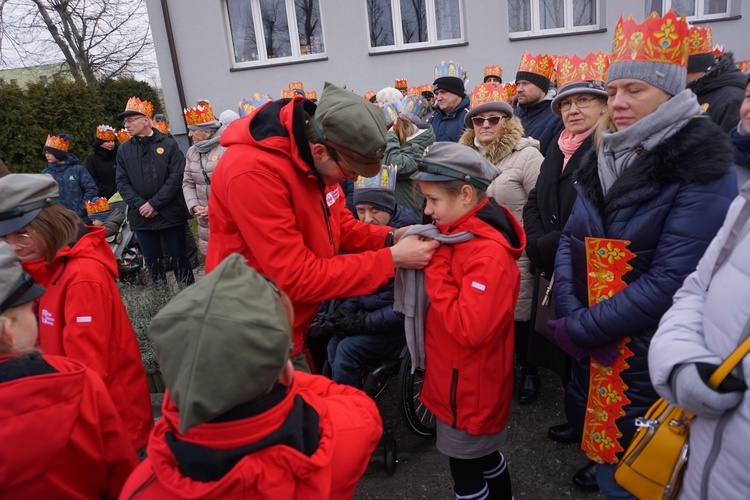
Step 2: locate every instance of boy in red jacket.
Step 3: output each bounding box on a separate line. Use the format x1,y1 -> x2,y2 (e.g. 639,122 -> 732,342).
121,254 -> 383,499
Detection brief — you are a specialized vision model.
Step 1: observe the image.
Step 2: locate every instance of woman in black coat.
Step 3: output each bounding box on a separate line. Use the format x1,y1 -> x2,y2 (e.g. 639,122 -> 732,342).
85,127 -> 118,199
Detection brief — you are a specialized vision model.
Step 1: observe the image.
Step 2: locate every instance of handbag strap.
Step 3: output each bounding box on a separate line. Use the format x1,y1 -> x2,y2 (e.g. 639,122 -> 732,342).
709,317 -> 750,388
198,154 -> 211,186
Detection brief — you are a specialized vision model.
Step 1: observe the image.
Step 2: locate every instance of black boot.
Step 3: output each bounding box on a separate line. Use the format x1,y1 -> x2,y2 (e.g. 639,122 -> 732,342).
517,364 -> 541,404
572,460 -> 599,492
547,422 -> 579,444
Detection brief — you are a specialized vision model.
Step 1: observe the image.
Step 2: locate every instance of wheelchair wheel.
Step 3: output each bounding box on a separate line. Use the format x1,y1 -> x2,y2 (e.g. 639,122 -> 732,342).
398,354 -> 436,437
383,427 -> 397,475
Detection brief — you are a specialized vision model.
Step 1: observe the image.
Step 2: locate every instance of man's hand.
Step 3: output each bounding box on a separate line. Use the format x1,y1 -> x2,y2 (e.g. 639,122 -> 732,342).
390,234 -> 440,269
139,202 -> 158,218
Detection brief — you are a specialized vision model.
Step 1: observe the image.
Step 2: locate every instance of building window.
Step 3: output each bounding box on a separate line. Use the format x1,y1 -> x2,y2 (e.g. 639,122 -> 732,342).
226,0 -> 325,67
366,0 -> 465,53
509,0 -> 599,38
645,0 -> 732,21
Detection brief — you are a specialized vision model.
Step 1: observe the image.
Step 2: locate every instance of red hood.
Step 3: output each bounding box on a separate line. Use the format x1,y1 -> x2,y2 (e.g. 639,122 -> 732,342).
220,97 -> 319,179
146,378 -> 338,498
436,197 -> 526,261
24,226 -> 117,283
0,355 -> 86,487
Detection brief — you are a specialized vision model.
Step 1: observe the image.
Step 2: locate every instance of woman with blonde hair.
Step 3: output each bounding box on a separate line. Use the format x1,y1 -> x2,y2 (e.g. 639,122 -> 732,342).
0,173 -> 153,455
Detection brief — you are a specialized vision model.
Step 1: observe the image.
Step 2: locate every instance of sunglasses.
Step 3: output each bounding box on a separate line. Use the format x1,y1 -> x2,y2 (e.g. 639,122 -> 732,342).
471,115 -> 507,127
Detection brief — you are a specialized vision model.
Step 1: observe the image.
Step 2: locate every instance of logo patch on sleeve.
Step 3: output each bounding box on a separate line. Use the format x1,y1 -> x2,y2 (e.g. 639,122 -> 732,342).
326,187 -> 341,207
471,281 -> 486,292
76,316 -> 92,324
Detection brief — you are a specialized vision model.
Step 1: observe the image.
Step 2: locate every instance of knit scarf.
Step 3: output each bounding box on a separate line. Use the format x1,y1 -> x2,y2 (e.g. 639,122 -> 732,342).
558,122 -> 597,170
195,125 -> 226,154
597,89 -> 702,195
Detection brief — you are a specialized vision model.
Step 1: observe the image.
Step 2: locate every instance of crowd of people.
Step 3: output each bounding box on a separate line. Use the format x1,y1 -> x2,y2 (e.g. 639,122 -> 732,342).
1,7 -> 750,499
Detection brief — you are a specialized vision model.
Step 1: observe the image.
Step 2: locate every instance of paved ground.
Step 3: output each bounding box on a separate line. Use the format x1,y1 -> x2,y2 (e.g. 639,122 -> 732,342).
150,367 -> 603,499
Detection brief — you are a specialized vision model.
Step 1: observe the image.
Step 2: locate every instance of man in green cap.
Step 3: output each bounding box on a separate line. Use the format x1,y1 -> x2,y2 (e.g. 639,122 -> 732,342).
206,82 -> 439,371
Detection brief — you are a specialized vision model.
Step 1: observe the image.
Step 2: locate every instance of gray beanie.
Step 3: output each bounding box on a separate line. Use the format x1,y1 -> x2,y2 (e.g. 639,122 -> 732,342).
606,60 -> 686,97
354,188 -> 396,214
148,254 -> 291,433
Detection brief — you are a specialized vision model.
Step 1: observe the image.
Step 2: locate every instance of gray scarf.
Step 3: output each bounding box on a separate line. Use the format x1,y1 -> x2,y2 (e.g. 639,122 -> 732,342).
194,124 -> 227,154
394,224 -> 475,371
597,89 -> 702,195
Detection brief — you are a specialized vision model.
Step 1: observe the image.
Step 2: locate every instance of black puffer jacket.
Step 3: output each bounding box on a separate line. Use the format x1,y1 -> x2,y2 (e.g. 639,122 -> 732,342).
85,139 -> 118,199
513,99 -> 564,156
115,130 -> 187,230
688,53 -> 747,133
555,117 -> 738,448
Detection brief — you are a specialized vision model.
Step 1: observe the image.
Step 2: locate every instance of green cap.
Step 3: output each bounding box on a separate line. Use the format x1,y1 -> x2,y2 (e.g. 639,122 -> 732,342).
312,82 -> 387,177
148,254 -> 291,433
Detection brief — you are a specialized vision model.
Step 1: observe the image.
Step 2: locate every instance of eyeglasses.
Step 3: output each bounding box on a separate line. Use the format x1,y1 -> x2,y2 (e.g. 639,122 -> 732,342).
123,116 -> 145,125
558,96 -> 596,112
471,115 -> 507,127
327,147 -> 358,180
0,229 -> 35,249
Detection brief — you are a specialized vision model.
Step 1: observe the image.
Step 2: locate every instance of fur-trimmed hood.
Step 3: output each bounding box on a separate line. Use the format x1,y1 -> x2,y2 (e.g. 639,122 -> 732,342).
459,117 -> 538,164
575,117 -> 735,212
688,52 -> 748,95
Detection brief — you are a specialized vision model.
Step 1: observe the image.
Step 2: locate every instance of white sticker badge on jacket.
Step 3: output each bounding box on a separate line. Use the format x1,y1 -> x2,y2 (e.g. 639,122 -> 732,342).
471,281 -> 486,293
76,316 -> 92,324
326,188 -> 340,208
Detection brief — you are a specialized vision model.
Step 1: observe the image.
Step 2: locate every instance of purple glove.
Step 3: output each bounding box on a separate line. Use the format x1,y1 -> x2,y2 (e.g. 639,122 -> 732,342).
587,343 -> 621,367
548,318 -> 586,359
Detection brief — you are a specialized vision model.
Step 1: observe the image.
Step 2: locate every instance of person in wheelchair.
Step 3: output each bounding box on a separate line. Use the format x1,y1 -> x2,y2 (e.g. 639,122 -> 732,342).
326,165 -> 418,389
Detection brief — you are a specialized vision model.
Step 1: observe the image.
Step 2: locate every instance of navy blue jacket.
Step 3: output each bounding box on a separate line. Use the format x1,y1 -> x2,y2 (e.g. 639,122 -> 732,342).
43,155 -> 98,217
428,95 -> 470,143
339,205 -> 418,335
514,99 -> 564,156
554,117 -> 738,447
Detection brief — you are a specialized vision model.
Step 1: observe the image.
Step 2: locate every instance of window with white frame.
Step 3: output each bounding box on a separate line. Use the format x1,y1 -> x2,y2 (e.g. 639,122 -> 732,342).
366,0 -> 464,52
644,0 -> 732,21
226,0 -> 325,66
508,0 -> 599,37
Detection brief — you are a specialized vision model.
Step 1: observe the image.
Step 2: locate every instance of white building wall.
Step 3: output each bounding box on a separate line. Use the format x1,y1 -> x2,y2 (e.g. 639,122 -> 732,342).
145,0 -> 750,137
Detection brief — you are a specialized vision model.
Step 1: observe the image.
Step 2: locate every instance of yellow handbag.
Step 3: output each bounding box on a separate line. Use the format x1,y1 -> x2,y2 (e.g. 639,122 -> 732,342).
615,334 -> 750,499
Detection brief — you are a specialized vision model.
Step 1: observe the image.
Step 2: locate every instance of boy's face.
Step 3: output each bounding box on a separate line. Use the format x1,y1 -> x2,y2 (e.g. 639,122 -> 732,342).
356,204 -> 392,226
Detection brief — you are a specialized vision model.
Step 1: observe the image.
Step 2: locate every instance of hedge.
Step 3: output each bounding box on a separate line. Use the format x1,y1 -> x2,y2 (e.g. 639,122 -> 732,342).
0,78 -> 163,173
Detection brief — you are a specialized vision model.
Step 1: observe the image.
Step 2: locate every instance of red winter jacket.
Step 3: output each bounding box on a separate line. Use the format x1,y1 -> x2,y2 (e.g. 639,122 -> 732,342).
0,353 -> 138,498
206,98 -> 395,356
421,198 -> 525,435
23,226 -> 154,451
120,372 -> 382,499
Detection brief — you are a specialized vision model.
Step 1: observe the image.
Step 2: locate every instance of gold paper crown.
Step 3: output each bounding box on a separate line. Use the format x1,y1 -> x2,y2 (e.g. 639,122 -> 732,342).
687,24 -> 712,56
288,81 -> 304,92
555,51 -> 611,88
738,60 -> 750,74
434,61 -> 467,81
395,79 -> 407,89
44,134 -> 69,152
305,90 -> 317,100
419,83 -> 434,94
713,44 -> 724,57
152,120 -> 169,134
364,90 -> 376,101
184,101 -> 216,126
95,125 -> 116,142
354,164 -> 397,191
517,53 -> 555,80
280,88 -> 295,99
406,86 -> 420,96
611,10 -> 689,67
116,129 -> 131,143
123,96 -> 154,119
469,83 -> 517,108
484,65 -> 503,79
239,93 -> 272,117
85,197 -> 110,215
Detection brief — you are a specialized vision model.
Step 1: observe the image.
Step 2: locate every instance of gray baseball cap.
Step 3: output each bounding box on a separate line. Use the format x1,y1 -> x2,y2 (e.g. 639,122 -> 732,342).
411,142 -> 499,191
0,174 -> 59,237
0,242 -> 46,314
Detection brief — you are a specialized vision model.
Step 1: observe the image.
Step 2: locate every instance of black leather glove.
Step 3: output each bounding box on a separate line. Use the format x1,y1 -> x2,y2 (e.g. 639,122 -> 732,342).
332,313 -> 367,337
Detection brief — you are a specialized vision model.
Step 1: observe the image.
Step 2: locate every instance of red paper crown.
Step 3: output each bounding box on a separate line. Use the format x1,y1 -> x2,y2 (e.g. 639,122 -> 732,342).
85,197 -> 110,215
419,83 -> 434,94
517,53 -> 555,80
305,90 -> 317,100
611,10 -> 689,67
394,79 -> 407,89
280,88 -> 295,99
95,125 -> 115,142
116,129 -> 131,143
555,51 -> 611,88
364,90 -> 376,101
45,135 -> 69,152
288,81 -> 304,92
406,86 -> 420,96
713,44 -> 724,57
484,65 -> 503,79
687,24 -> 712,56
738,60 -> 750,74
184,101 -> 216,126
122,96 -> 154,119
469,83 -> 516,108
152,120 -> 169,134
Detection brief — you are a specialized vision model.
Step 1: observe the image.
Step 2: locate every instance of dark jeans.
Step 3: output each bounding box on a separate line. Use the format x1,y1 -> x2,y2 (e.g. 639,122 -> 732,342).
327,334 -> 404,388
136,226 -> 195,285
